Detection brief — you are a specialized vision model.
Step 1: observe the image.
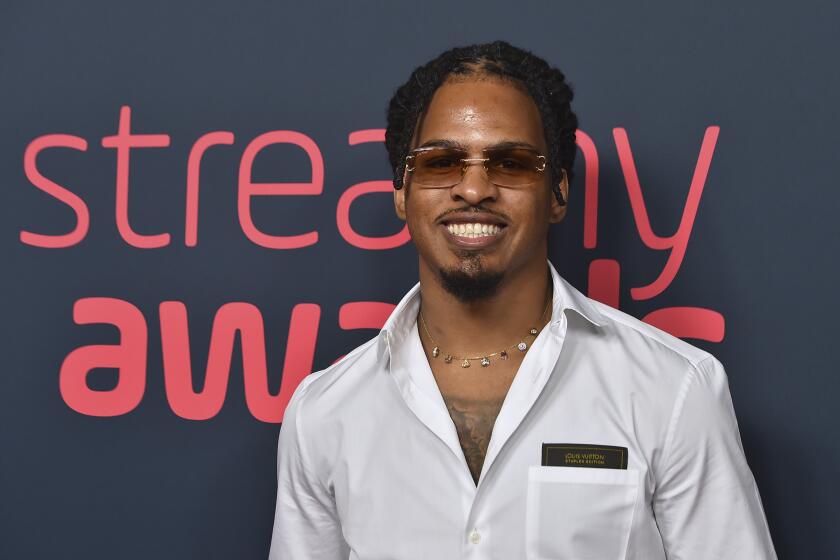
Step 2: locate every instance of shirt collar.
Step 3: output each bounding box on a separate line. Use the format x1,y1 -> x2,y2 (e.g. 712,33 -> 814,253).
546,259 -> 606,328
377,259 -> 606,359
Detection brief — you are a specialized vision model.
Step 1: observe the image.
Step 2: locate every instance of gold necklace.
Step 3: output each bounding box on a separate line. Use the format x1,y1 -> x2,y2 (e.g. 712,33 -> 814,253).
418,289 -> 552,368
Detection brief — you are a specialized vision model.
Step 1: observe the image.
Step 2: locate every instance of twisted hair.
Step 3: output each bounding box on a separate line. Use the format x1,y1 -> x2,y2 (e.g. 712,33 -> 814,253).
385,40 -> 578,206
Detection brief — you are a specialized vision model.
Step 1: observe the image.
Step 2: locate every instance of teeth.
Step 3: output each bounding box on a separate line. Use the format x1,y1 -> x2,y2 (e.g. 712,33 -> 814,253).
446,223 -> 502,238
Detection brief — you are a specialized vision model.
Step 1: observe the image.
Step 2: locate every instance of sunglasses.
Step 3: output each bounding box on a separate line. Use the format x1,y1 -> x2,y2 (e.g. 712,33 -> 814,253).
405,146 -> 547,188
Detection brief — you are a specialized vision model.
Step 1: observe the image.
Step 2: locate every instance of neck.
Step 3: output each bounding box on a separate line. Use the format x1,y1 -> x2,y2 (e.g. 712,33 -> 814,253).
417,257 -> 553,356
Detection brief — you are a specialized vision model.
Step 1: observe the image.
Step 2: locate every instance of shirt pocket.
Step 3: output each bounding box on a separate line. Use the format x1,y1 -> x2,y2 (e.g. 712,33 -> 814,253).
526,465 -> 640,560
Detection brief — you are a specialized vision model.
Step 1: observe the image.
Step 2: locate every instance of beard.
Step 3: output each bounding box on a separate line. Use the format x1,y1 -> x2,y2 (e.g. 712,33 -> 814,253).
437,253 -> 504,303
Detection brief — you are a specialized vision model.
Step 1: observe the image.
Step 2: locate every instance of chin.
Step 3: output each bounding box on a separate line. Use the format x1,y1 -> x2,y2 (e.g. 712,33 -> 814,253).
437,259 -> 505,303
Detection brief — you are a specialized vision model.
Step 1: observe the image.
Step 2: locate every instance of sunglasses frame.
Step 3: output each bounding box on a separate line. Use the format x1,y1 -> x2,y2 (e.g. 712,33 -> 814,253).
404,145 -> 547,188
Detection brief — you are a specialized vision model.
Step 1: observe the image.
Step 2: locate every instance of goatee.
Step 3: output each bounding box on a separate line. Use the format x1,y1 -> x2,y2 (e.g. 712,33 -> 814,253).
438,255 -> 504,303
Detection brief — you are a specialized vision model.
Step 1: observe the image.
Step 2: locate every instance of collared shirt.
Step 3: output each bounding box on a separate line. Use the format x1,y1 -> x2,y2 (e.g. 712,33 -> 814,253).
269,259 -> 777,559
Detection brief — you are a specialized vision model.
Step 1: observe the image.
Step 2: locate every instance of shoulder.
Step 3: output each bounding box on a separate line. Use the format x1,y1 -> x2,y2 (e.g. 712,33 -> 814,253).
282,330 -> 399,450
583,297 -> 736,437
574,297 -> 732,421
550,262 -> 715,379
586,297 -> 717,372
284,333 -> 385,424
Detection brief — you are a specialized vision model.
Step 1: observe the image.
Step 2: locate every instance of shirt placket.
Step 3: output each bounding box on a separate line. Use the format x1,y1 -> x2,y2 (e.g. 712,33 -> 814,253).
463,314 -> 569,558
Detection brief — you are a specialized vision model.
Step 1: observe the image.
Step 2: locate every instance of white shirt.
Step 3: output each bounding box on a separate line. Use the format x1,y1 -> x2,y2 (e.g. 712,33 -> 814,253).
269,259 -> 777,559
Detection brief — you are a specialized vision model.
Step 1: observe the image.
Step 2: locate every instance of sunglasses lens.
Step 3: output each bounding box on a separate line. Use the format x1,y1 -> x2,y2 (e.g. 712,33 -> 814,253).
412,148 -> 465,187
486,149 -> 545,187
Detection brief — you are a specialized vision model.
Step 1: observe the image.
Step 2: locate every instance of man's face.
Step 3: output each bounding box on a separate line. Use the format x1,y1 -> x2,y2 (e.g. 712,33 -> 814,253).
394,76 -> 568,302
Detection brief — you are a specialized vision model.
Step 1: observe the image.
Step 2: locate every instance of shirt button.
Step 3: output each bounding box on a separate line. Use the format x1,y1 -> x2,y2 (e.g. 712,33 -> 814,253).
469,529 -> 481,544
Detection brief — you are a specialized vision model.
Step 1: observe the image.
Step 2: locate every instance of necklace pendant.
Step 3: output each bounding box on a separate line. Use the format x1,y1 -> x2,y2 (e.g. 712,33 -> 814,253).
461,358 -> 471,368
432,346 -> 440,358
480,357 -> 490,367
529,328 -> 538,336
444,354 -> 453,364
500,351 -> 508,360
517,341 -> 528,351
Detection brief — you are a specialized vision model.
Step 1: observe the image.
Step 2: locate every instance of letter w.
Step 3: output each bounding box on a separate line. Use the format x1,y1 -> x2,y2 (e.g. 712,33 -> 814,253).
159,302 -> 320,423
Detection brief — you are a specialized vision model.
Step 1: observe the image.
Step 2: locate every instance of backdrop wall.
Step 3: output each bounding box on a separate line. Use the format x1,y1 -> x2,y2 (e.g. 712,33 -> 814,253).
2,1 -> 838,558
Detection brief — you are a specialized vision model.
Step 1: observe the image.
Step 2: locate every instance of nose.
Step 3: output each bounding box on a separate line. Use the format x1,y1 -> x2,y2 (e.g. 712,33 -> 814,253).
449,161 -> 499,205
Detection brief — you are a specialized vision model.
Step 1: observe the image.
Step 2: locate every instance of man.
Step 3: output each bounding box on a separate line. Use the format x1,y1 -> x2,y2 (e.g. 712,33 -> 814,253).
269,41 -> 777,559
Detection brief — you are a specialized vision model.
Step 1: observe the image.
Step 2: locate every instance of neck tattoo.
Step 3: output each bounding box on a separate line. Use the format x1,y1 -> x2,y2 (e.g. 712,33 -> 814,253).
418,286 -> 552,369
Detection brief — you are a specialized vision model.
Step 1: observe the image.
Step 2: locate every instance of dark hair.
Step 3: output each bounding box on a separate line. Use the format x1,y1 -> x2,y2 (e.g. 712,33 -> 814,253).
385,40 -> 577,206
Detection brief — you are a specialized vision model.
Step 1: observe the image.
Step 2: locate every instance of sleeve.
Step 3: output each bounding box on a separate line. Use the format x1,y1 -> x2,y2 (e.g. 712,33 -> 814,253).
268,380 -> 349,560
652,356 -> 777,559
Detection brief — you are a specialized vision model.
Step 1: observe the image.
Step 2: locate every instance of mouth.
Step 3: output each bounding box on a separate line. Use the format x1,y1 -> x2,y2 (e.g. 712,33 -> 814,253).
440,220 -> 507,249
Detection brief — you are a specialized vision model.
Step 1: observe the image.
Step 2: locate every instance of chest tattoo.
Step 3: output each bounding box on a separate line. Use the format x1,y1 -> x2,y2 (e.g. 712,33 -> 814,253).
445,396 -> 505,485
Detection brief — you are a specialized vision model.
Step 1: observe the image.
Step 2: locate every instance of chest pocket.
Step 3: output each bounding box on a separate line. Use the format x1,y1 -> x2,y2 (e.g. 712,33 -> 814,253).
526,465 -> 639,560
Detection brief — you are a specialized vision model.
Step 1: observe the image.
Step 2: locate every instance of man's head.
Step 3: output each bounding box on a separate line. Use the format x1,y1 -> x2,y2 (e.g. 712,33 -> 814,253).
385,41 -> 578,303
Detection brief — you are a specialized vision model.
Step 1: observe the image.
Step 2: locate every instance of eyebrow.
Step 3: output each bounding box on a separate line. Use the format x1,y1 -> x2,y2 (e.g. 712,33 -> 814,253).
416,139 -> 541,151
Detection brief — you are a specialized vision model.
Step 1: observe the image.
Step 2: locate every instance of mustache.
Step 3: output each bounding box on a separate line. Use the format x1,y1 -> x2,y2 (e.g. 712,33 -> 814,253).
437,206 -> 509,222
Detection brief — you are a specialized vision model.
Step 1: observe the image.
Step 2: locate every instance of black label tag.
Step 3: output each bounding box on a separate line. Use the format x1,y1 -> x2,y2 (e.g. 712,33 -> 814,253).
542,443 -> 628,469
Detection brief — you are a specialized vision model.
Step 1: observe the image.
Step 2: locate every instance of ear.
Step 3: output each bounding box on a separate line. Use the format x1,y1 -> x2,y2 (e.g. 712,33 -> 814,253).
394,168 -> 409,221
549,169 -> 569,224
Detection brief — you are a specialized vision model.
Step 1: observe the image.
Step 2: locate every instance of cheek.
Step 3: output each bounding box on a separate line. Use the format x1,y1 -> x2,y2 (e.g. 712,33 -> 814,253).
404,197 -> 440,244
511,189 -> 551,221
506,192 -> 552,240
405,192 -> 445,224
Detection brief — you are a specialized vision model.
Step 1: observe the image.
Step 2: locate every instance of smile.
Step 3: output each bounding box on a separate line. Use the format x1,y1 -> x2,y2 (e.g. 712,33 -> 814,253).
440,221 -> 507,249
445,222 -> 503,238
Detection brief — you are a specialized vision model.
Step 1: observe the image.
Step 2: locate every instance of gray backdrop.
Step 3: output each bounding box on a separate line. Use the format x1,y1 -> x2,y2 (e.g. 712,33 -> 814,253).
2,1 -> 838,558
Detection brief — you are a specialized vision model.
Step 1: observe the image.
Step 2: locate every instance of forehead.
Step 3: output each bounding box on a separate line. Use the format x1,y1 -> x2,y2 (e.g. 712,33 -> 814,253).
413,76 -> 546,151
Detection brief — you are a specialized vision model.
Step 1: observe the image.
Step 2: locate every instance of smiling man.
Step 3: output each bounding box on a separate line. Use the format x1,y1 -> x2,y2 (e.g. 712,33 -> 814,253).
269,41 -> 777,559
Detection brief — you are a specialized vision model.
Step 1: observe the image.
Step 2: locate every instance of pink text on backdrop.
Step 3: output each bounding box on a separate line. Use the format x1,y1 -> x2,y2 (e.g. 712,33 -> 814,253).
21,106 -> 724,421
